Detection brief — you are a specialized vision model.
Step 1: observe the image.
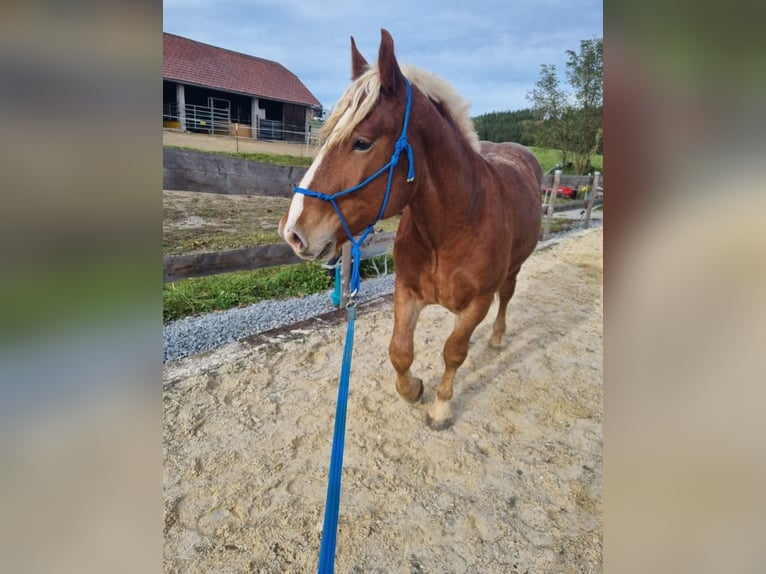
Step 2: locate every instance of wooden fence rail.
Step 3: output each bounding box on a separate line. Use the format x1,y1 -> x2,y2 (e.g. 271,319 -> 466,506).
163,231 -> 397,283
163,243 -> 301,283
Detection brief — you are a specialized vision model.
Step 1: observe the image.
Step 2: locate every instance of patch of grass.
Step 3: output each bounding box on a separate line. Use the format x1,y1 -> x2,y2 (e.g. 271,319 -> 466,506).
548,197 -> 584,208
163,254 -> 398,323
373,216 -> 401,234
164,145 -> 314,167
529,146 -> 603,174
163,263 -> 334,322
540,218 -> 578,238
529,146 -> 562,173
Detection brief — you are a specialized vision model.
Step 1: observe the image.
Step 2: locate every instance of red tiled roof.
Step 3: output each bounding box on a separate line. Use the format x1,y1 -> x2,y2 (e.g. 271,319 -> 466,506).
163,33 -> 321,108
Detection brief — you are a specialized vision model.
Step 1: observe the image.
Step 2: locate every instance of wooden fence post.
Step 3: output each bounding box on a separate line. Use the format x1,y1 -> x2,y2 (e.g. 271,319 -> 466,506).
543,169 -> 560,240
584,171 -> 600,228
340,242 -> 352,308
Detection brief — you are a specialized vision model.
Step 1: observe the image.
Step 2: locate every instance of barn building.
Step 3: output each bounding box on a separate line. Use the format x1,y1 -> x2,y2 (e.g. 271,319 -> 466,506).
163,33 -> 322,142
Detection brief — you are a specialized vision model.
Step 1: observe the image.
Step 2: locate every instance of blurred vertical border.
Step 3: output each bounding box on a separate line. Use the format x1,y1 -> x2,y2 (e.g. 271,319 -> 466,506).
0,1 -> 162,572
605,1 -> 766,573
3,1 -> 765,573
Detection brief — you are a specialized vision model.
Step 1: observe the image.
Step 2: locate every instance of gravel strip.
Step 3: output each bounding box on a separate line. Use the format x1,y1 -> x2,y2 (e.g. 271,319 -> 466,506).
163,221 -> 601,364
163,273 -> 397,363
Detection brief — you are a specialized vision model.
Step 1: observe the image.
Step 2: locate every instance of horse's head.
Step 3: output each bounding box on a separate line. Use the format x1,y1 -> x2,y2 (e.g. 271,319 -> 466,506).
279,29 -> 415,261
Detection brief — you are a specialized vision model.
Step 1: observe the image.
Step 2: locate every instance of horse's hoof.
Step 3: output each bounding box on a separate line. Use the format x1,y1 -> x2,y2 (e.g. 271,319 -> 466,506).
426,412 -> 453,431
426,398 -> 453,430
489,334 -> 505,349
398,377 -> 423,403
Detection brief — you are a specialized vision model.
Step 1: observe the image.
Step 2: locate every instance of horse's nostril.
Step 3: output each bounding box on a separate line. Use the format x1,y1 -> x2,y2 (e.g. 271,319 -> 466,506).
285,228 -> 304,251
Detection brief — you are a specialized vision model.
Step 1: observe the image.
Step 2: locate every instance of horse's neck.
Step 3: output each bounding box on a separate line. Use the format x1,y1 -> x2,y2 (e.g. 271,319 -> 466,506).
406,133 -> 485,248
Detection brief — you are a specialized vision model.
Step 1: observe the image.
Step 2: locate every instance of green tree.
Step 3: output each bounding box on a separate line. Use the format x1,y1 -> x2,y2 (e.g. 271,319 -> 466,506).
525,38 -> 603,174
526,64 -> 574,169
566,38 -> 603,173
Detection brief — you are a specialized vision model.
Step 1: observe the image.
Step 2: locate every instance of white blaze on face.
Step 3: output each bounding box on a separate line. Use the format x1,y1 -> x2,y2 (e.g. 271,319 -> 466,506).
285,149 -> 325,231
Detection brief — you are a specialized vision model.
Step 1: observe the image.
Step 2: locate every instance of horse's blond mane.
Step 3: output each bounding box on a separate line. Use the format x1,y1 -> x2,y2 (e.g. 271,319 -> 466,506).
321,64 -> 480,152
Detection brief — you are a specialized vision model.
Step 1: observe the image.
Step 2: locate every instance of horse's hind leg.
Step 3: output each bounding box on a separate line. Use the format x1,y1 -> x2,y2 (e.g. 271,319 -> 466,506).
490,273 -> 518,349
427,295 -> 494,430
389,287 -> 424,403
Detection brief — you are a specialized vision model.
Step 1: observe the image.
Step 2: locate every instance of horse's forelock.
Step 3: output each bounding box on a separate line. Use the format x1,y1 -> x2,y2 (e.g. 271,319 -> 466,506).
321,68 -> 382,150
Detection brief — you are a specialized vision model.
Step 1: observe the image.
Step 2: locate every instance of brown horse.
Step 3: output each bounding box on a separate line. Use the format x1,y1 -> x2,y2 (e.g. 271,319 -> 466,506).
279,29 -> 542,429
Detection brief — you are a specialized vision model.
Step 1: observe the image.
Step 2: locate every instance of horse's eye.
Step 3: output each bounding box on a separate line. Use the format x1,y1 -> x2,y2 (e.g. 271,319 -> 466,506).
352,138 -> 372,152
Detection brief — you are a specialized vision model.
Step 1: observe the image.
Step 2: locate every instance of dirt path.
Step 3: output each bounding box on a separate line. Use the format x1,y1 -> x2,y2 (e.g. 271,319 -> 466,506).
163,228 -> 603,573
164,130 -> 317,158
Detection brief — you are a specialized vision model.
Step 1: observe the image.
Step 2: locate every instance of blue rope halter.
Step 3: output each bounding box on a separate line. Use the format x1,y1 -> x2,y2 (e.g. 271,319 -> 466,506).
294,78 -> 415,296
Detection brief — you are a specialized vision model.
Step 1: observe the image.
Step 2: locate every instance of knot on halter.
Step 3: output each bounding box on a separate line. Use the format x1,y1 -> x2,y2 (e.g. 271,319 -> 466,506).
312,191 -> 335,202
349,241 -> 363,295
393,134 -> 415,182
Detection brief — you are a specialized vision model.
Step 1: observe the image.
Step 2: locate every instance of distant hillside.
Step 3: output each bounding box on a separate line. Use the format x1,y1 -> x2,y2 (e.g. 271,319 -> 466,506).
471,109 -> 536,146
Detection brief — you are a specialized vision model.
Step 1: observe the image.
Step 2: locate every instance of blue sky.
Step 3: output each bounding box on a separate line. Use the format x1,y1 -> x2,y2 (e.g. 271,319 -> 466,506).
163,0 -> 602,117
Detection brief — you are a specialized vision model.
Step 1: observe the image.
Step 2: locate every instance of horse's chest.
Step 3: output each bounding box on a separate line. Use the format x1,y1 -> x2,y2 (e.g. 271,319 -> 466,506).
413,256 -> 480,311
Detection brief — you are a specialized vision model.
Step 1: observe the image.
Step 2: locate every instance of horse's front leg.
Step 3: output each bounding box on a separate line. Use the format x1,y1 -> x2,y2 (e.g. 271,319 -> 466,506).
427,295 -> 494,430
388,286 -> 424,403
490,273 -> 518,348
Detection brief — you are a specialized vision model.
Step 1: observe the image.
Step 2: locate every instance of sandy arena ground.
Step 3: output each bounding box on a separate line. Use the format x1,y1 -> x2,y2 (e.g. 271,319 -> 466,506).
163,227 -> 603,573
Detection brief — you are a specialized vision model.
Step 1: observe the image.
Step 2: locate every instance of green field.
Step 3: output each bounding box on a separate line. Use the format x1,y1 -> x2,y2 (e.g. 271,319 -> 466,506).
528,147 -> 603,174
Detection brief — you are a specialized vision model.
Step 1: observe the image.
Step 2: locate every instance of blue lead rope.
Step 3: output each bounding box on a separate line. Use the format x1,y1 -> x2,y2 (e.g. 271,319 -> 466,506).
298,79 -> 415,574
316,303 -> 355,574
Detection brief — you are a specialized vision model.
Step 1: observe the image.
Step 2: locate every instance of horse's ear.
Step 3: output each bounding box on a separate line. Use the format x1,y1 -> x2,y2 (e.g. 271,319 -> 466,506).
378,28 -> 404,95
350,36 -> 368,80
